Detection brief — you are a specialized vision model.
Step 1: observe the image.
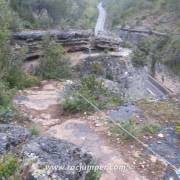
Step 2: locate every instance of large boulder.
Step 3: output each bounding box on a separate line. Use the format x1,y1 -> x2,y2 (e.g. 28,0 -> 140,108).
0,124 -> 31,154
22,136 -> 93,180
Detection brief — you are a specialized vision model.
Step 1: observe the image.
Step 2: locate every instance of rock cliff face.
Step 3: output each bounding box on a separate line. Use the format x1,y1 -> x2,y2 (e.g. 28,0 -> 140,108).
117,27 -> 167,45
80,55 -> 128,83
78,55 -> 128,96
118,29 -> 148,45
12,30 -> 122,61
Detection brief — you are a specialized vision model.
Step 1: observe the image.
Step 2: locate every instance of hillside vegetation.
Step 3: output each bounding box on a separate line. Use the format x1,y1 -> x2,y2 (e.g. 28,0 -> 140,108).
0,0 -> 100,120
0,0 -> 40,122
10,0 -> 99,30
103,0 -> 180,33
103,0 -> 180,74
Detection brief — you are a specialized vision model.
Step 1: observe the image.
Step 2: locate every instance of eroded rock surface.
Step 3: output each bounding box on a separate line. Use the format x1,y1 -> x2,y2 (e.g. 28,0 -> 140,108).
80,55 -> 128,83
107,103 -> 141,122
0,124 -> 31,154
22,136 -> 93,180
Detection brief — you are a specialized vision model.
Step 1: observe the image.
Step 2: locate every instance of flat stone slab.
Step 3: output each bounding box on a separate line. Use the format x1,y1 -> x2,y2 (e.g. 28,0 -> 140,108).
14,81 -> 64,111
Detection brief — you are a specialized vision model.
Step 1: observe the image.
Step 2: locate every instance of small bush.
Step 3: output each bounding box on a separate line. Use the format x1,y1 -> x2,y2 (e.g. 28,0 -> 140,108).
63,92 -> 89,113
36,44 -> 72,80
142,122 -> 160,134
132,48 -> 147,67
63,75 -> 123,113
0,106 -> 17,123
106,72 -> 114,80
0,154 -> 20,179
163,37 -> 180,74
109,119 -> 161,141
131,37 -> 155,67
30,125 -> 41,136
109,118 -> 141,140
0,81 -> 13,107
176,125 -> 180,133
6,65 -> 40,89
86,169 -> 101,180
85,161 -> 101,180
91,63 -> 104,75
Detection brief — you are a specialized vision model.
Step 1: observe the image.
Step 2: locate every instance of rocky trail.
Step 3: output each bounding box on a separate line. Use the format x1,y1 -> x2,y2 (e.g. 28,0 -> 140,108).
8,2 -> 179,179
14,80 -> 147,180
0,0 -> 179,180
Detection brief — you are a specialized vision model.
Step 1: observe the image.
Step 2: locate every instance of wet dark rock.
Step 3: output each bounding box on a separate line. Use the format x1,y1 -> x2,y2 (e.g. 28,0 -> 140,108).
0,124 -> 31,154
22,136 -> 93,180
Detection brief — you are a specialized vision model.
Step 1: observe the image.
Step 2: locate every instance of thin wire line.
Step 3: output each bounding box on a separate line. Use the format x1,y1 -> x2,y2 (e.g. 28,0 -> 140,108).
77,92 -> 179,172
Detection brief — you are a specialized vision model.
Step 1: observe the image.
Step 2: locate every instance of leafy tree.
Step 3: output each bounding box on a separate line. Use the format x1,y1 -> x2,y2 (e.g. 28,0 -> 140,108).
36,43 -> 72,80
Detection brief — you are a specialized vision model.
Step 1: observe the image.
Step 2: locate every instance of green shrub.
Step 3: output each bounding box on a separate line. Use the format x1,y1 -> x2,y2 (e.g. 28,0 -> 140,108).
142,122 -> 160,134
63,75 -> 123,113
30,125 -> 41,136
0,82 -> 13,108
109,118 -> 141,140
86,169 -> 101,180
6,66 -> 40,89
109,119 -> 161,141
0,0 -> 41,126
85,161 -> 101,180
91,63 -> 104,75
132,37 -> 156,67
163,37 -> 180,74
132,48 -> 147,67
106,72 -> 114,80
0,154 -> 20,179
36,44 -> 72,80
0,106 -> 17,123
176,125 -> 180,133
63,92 -> 89,113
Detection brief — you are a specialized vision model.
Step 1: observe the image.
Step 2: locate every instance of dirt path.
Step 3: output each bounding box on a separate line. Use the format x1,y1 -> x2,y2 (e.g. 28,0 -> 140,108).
14,81 -> 147,180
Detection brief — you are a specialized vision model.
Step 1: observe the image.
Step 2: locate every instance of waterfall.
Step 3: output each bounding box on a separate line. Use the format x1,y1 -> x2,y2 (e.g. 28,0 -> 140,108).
95,2 -> 106,36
